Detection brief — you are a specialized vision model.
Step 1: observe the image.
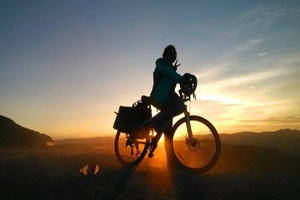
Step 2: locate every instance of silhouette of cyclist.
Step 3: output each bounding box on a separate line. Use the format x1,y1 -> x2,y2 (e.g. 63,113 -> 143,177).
147,45 -> 185,157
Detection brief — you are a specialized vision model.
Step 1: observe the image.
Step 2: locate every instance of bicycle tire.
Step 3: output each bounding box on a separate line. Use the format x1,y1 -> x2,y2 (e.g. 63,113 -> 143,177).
170,115 -> 221,174
114,131 -> 149,167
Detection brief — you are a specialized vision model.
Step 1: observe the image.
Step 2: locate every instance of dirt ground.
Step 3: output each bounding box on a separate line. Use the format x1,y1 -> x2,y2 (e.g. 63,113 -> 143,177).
0,138 -> 300,200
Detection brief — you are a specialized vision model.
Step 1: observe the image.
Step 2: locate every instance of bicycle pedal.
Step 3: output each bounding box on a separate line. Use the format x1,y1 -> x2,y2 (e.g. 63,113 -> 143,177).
148,143 -> 157,158
126,137 -> 135,146
148,152 -> 155,158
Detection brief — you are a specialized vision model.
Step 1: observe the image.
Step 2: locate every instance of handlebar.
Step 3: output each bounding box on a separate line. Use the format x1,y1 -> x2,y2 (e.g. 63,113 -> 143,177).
179,89 -> 196,102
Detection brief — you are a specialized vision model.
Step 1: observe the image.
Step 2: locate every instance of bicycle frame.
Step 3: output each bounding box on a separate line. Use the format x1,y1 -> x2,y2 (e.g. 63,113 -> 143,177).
131,99 -> 194,144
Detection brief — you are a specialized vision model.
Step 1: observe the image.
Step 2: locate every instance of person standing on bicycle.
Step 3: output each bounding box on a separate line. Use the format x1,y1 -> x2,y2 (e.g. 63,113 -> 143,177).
148,45 -> 185,157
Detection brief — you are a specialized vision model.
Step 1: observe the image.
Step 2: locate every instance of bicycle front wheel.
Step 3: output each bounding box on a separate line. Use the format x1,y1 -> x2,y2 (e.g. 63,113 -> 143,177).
114,131 -> 149,167
171,116 -> 221,174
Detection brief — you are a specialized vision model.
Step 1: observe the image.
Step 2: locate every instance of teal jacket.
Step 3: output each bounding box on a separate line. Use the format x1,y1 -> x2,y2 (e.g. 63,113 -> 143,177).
150,58 -> 182,103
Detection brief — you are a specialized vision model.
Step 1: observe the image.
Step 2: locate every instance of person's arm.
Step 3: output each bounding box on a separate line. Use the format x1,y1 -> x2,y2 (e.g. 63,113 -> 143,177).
156,59 -> 182,83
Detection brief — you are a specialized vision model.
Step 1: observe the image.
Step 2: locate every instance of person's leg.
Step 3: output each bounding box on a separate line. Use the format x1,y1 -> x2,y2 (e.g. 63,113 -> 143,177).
164,119 -> 173,137
149,93 -> 185,157
148,113 -> 172,158
151,93 -> 184,133
164,120 -> 177,168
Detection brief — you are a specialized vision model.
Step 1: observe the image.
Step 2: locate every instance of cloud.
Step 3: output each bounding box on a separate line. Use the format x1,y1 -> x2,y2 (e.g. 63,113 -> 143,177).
238,115 -> 300,124
257,52 -> 268,57
238,3 -> 300,27
196,94 -> 242,105
197,35 -> 300,86
209,67 -> 287,88
192,44 -> 300,132
219,38 -> 264,60
191,3 -> 300,132
195,38 -> 268,84
195,66 -> 290,104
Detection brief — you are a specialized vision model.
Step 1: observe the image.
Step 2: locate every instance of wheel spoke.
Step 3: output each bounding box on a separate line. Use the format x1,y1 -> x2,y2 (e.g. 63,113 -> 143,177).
172,116 -> 220,173
115,131 -> 149,167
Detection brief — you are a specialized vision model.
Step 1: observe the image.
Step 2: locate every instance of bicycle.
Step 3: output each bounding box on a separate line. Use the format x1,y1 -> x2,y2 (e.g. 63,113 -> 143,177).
114,74 -> 221,174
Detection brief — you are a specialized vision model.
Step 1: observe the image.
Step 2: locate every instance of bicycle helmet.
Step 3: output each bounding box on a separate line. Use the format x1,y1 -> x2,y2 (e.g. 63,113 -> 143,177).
180,73 -> 197,96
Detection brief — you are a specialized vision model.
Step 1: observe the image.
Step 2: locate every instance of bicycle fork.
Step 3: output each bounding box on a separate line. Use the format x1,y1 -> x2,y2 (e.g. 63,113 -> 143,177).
184,105 -> 194,140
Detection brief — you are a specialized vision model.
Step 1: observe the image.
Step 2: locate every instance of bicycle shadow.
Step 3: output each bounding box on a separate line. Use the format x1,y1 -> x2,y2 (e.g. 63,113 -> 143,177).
165,160 -> 211,200
98,167 -> 135,200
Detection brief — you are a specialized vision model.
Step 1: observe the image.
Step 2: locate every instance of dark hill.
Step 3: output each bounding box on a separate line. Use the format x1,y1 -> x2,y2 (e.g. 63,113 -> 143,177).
0,115 -> 53,147
220,129 -> 300,157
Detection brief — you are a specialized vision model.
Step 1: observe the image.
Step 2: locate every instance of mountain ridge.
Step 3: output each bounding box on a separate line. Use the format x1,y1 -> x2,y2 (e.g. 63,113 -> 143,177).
0,115 -> 53,147
220,128 -> 300,157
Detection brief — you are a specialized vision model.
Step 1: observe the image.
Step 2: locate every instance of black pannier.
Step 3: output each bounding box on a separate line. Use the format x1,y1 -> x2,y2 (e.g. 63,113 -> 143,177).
113,99 -> 152,134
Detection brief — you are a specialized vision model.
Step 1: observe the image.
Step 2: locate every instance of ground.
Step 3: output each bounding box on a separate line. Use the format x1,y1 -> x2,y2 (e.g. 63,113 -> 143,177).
0,137 -> 299,200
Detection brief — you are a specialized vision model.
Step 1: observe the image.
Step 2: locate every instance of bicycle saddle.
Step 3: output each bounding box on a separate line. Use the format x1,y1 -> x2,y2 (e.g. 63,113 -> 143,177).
141,95 -> 161,109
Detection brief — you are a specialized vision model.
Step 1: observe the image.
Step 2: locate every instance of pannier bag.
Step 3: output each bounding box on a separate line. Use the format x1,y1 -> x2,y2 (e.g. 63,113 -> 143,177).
113,99 -> 152,134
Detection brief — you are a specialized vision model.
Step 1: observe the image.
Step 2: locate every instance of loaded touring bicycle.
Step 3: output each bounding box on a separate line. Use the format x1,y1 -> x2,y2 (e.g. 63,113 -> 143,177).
113,73 -> 220,174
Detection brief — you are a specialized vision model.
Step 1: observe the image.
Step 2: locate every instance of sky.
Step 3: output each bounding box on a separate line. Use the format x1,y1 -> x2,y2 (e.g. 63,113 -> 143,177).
1,0 -> 300,139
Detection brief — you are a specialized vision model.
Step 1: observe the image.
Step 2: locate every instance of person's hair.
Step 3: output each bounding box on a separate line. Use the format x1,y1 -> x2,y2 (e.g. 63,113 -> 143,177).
162,45 -> 176,58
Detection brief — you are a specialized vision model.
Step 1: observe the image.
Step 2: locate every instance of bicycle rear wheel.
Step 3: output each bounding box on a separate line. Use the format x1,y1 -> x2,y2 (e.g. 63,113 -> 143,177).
114,131 -> 149,167
170,116 -> 220,173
